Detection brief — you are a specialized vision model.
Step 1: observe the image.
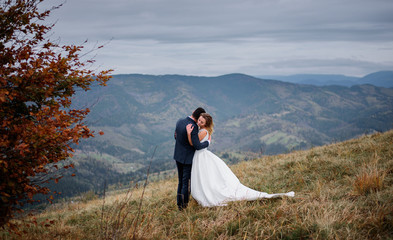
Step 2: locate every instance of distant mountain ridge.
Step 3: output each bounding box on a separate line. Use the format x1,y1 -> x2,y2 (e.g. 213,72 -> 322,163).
359,71 -> 393,87
258,70 -> 393,87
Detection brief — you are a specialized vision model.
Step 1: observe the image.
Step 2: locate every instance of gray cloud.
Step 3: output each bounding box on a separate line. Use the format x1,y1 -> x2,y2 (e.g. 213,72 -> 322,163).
42,0 -> 393,76
262,58 -> 393,75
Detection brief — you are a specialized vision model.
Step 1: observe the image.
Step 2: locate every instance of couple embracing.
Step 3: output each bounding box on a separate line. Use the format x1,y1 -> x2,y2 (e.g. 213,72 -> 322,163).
173,107 -> 294,210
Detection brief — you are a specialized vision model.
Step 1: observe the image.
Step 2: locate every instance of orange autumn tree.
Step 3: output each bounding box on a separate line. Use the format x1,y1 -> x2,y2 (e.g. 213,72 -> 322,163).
0,0 -> 111,227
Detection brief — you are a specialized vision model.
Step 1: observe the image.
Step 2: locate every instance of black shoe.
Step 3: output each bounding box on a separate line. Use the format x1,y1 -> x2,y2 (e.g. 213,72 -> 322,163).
178,204 -> 187,211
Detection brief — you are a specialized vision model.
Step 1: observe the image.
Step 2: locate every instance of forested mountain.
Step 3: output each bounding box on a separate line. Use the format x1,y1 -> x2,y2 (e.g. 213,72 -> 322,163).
46,73 -> 393,199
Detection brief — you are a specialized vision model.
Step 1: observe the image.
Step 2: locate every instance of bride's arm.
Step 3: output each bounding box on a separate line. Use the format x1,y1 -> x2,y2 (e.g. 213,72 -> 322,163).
186,124 -> 207,146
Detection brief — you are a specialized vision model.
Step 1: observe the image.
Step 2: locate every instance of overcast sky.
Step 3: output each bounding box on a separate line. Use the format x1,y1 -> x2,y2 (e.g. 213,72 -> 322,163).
43,0 -> 393,77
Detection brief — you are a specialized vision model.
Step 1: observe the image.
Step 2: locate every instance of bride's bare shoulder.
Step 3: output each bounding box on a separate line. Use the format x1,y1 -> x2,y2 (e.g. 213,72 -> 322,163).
198,128 -> 208,140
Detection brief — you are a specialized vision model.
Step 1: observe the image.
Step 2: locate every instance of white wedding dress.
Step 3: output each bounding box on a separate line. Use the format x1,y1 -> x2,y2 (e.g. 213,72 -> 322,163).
191,129 -> 295,207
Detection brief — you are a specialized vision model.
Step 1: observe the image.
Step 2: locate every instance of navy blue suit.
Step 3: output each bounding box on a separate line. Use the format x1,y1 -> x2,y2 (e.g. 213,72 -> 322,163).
173,116 -> 209,209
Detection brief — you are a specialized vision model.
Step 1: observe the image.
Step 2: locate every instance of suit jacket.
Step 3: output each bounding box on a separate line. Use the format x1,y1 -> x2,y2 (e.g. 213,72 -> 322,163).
173,116 -> 209,165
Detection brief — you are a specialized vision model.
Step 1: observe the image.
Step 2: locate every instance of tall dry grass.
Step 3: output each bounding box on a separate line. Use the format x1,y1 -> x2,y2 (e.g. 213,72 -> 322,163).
1,130 -> 393,239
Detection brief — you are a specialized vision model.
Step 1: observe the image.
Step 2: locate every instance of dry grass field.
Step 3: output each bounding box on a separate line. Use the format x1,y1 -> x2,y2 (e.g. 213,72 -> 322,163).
2,130 -> 393,239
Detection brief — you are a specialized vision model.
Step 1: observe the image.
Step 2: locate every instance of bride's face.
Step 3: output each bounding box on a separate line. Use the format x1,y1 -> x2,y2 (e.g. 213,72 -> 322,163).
197,116 -> 206,128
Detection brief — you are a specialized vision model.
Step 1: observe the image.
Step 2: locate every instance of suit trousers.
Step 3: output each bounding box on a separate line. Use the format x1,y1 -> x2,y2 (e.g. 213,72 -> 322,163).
176,161 -> 192,209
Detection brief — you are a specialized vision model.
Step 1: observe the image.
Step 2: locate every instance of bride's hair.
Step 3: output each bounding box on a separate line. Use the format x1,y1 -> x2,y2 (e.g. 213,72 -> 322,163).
200,113 -> 214,135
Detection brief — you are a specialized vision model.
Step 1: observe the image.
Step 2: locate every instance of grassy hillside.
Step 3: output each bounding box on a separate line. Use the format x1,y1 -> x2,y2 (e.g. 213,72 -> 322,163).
2,130 -> 393,239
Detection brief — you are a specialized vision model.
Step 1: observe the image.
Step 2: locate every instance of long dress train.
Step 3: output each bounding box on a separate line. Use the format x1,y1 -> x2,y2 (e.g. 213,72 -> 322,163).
191,129 -> 294,207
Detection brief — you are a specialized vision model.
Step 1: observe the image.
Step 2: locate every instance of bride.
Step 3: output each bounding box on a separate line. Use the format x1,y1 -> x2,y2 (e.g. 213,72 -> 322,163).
186,113 -> 294,207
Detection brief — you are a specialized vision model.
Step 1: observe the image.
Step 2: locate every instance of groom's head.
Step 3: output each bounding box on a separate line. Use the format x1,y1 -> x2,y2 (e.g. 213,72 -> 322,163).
192,107 -> 206,121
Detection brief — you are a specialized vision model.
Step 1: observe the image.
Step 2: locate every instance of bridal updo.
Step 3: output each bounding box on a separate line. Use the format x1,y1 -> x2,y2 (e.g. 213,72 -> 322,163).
200,113 -> 214,135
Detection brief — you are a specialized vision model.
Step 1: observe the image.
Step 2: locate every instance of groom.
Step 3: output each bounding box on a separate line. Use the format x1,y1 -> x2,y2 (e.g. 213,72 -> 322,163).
173,107 -> 210,210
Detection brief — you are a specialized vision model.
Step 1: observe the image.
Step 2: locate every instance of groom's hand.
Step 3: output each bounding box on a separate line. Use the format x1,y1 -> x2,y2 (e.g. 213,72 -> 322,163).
186,123 -> 194,134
